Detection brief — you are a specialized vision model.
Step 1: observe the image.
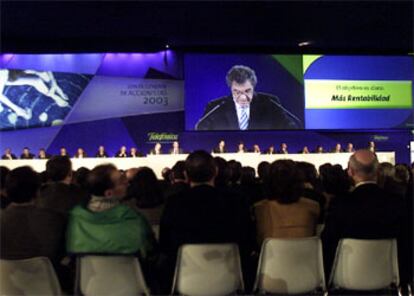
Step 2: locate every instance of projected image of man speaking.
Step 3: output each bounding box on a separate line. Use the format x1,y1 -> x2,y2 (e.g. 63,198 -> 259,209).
195,65 -> 302,130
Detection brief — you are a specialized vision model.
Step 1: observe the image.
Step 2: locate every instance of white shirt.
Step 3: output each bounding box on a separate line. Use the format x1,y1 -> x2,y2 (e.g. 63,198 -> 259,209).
234,102 -> 250,126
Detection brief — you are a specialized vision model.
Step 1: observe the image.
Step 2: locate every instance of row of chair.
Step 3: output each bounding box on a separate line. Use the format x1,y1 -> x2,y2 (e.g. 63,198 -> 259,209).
0,237 -> 404,296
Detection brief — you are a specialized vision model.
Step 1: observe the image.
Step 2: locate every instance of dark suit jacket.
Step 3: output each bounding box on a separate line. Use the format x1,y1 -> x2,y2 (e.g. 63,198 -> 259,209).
160,184 -> 255,259
1,154 -> 17,160
321,183 -> 404,278
195,93 -> 302,130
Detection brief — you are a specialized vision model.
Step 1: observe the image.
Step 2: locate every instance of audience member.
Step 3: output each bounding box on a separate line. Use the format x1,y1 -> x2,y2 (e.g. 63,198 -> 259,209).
66,164 -> 156,256
36,156 -> 86,215
159,151 -> 255,292
0,166 -> 10,209
319,164 -> 351,209
254,160 -> 320,244
163,161 -> 189,200
126,167 -> 165,225
0,166 -> 68,290
321,150 -> 404,279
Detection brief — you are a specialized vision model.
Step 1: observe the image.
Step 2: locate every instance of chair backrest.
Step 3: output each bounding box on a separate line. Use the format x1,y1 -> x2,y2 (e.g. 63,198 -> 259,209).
171,244 -> 244,296
329,238 -> 400,291
0,257 -> 62,296
254,237 -> 326,294
76,255 -> 149,296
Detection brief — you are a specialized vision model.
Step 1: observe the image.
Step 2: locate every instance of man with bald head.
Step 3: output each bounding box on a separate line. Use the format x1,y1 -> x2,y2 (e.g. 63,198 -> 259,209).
321,149 -> 404,278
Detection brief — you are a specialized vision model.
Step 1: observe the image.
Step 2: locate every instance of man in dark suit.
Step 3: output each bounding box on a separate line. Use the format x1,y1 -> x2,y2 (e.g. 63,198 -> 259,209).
159,150 -> 255,292
1,148 -> 17,160
168,141 -> 184,155
195,65 -> 302,130
321,149 -> 404,279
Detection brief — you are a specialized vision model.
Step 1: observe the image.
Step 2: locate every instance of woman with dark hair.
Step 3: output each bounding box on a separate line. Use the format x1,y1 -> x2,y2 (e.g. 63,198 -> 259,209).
126,167 -> 164,225
254,160 -> 320,245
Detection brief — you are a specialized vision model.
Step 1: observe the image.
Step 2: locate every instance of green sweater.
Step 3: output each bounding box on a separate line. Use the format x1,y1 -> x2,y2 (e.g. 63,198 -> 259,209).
66,204 -> 154,257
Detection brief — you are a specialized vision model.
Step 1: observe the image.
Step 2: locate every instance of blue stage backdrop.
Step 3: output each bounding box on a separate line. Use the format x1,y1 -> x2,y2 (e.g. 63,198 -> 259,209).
0,53 -> 413,164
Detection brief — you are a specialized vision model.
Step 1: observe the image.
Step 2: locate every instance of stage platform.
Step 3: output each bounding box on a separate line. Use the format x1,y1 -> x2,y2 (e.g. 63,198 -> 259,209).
0,152 -> 395,179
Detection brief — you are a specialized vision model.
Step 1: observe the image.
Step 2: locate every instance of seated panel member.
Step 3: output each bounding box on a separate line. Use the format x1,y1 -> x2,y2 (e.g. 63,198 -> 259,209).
129,147 -> 143,158
236,141 -> 247,153
74,148 -> 87,159
20,147 -> 35,159
38,148 -> 51,159
149,143 -> 162,155
168,141 -> 183,155
212,140 -> 227,154
59,147 -> 68,157
195,65 -> 302,131
278,143 -> 288,154
95,145 -> 108,158
1,148 -> 17,160
115,146 -> 128,158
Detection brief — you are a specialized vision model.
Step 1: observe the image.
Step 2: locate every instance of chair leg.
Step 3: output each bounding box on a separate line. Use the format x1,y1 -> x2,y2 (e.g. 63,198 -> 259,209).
408,284 -> 412,296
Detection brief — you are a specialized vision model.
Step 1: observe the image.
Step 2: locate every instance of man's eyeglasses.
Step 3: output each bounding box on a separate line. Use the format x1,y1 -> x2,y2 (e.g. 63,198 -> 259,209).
232,88 -> 253,97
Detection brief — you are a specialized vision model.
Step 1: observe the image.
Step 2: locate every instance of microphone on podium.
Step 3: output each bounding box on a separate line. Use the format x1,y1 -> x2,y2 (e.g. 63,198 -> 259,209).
195,100 -> 227,130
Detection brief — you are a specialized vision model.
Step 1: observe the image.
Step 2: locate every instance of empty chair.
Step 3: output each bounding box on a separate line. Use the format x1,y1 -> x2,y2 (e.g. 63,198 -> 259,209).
254,237 -> 326,295
75,255 -> 149,296
171,244 -> 244,296
0,257 -> 62,296
329,238 -> 400,294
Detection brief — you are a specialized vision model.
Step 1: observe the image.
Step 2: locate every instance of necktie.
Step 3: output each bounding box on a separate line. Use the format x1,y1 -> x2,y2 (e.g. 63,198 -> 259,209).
239,107 -> 249,130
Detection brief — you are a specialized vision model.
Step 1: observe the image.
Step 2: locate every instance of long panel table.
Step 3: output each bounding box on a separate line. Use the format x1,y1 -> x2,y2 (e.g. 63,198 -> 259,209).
0,152 -> 395,179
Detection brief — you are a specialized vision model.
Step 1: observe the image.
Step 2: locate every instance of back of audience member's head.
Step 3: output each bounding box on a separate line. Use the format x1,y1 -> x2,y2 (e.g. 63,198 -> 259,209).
87,164 -> 118,197
128,167 -> 164,208
6,166 -> 40,204
395,164 -> 410,184
73,167 -> 90,190
257,161 -> 270,182
171,161 -> 186,182
377,162 -> 395,188
161,167 -> 172,182
268,160 -> 302,204
348,149 -> 379,182
296,161 -> 318,187
240,166 -> 256,185
224,160 -> 242,185
321,164 -> 351,196
185,150 -> 217,183
46,155 -> 72,182
213,156 -> 227,187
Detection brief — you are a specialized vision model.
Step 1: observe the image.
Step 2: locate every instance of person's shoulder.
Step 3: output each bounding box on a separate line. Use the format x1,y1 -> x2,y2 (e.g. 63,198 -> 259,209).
255,92 -> 281,103
206,96 -> 231,108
